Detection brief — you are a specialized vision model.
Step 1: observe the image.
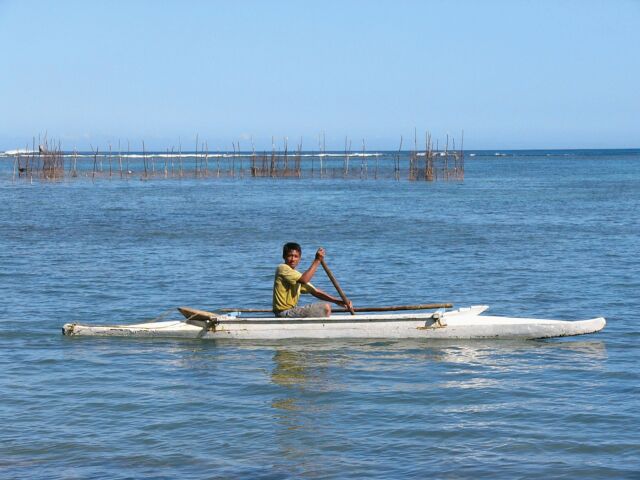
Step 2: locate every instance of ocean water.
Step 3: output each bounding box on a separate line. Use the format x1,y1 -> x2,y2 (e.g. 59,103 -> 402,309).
1,150 -> 639,479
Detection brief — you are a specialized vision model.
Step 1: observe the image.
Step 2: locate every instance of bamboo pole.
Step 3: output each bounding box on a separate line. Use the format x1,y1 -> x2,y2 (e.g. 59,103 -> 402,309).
396,136 -> 403,181
118,140 -> 123,179
460,129 -> 465,180
270,136 -> 276,177
216,146 -> 220,177
179,140 -> 183,178
204,141 -> 209,177
232,142 -> 236,177
216,303 -> 453,314
297,138 -> 302,177
91,145 -> 97,181
171,146 -> 175,177
320,132 -> 325,178
344,136 -> 348,177
360,139 -> 367,179
251,137 -> 256,177
108,143 -> 113,178
283,137 -> 288,175
194,134 -> 199,178
165,147 -> 169,178
445,133 -> 449,180
142,141 -> 147,178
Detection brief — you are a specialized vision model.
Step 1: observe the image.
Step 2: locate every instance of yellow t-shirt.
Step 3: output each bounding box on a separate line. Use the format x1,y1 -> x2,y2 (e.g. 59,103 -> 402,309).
272,264 -> 317,312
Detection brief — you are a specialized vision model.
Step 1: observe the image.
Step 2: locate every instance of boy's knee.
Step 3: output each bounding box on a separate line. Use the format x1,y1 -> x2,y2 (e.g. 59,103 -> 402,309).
324,304 -> 331,317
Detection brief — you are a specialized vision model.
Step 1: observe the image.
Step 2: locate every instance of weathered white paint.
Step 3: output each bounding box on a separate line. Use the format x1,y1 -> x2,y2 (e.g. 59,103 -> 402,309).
62,306 -> 606,340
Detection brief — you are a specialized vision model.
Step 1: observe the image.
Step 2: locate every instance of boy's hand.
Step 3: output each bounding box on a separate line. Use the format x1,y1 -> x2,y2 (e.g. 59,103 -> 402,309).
315,247 -> 325,261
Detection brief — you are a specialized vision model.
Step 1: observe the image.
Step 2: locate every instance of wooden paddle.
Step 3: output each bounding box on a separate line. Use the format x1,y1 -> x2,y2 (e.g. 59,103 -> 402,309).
320,259 -> 356,315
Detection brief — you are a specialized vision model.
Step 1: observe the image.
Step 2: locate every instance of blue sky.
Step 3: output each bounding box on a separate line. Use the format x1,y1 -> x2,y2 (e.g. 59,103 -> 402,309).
1,0 -> 638,150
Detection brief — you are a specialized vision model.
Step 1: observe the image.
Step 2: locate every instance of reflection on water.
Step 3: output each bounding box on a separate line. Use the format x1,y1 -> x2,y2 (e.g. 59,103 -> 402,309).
270,350 -> 312,419
542,339 -> 608,359
263,337 -> 610,471
271,397 -> 300,412
271,350 -> 313,388
270,349 -> 335,419
52,334 -> 611,476
267,338 -> 608,409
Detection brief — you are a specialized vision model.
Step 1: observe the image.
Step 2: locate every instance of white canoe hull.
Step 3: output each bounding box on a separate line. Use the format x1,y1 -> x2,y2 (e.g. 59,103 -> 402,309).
62,306 -> 606,340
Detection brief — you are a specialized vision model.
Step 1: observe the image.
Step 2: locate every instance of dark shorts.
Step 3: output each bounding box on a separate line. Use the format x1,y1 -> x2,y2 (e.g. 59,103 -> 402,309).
275,303 -> 329,318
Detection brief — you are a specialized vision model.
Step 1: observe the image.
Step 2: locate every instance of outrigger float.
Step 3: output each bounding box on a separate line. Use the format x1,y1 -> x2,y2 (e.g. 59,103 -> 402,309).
62,304 -> 606,340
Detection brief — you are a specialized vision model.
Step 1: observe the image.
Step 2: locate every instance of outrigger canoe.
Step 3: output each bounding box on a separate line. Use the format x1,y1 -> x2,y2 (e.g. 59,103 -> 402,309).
62,305 -> 606,340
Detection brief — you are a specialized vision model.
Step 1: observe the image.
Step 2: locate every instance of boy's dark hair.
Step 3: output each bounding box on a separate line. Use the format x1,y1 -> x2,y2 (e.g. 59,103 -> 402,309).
283,242 -> 302,258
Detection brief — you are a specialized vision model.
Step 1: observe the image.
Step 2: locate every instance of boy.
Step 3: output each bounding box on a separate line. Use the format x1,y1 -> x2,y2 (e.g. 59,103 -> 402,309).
273,242 -> 352,317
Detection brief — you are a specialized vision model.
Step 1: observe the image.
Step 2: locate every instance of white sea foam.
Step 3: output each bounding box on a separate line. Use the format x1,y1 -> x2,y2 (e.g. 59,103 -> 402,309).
415,151 -> 459,157
37,152 -> 387,159
0,151 -> 448,160
3,149 -> 37,155
309,153 -> 383,158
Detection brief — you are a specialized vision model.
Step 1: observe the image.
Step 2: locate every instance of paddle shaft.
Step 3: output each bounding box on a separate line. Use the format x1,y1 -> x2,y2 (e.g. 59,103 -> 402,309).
319,260 -> 355,315
216,303 -> 452,314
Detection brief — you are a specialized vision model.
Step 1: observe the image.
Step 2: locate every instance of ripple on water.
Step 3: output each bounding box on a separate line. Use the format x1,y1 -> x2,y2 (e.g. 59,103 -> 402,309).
1,153 -> 640,477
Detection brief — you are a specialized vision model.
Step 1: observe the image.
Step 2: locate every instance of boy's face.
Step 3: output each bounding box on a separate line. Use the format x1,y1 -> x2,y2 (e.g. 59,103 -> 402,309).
284,249 -> 301,269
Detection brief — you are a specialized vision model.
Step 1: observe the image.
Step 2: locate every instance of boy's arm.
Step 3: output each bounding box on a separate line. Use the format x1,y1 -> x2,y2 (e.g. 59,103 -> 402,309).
310,288 -> 353,310
298,248 -> 325,284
